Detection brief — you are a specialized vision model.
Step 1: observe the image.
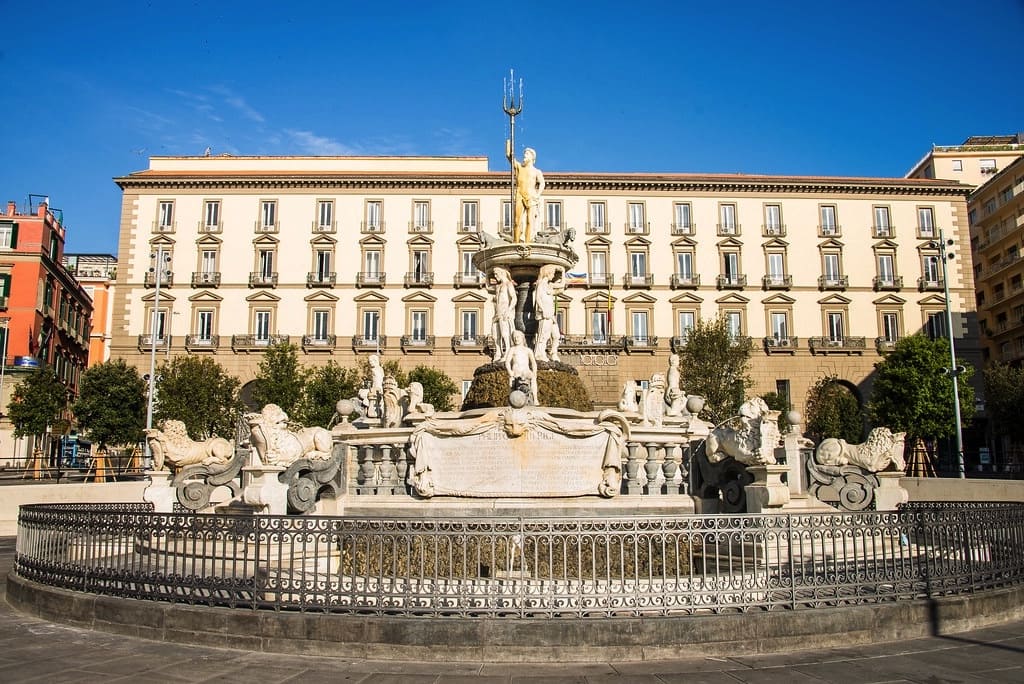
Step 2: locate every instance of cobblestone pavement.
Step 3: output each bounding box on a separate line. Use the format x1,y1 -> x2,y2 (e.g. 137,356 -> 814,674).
2,537 -> 1023,683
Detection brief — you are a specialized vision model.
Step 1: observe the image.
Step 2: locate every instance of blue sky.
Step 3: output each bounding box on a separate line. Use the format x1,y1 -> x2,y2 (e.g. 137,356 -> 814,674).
1,0 -> 1022,254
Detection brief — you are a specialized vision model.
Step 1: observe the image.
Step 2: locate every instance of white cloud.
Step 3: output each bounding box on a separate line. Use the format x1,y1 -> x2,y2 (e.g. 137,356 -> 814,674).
286,129 -> 356,155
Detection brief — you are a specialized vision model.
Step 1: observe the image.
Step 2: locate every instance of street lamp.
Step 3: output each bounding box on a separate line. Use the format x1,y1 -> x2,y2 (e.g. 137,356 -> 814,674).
930,229 -> 966,479
144,247 -> 171,469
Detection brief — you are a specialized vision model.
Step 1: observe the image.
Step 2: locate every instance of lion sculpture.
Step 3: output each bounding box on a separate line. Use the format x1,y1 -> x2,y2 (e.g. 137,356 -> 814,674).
815,427 -> 907,473
145,420 -> 234,472
245,403 -> 333,466
705,397 -> 781,466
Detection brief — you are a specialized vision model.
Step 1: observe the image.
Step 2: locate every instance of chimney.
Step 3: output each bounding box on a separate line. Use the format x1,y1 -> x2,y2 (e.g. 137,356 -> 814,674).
37,199 -> 48,218
5,201 -> 14,217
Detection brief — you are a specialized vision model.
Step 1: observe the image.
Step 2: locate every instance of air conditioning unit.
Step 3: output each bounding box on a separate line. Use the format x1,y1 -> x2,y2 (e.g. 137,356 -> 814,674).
768,337 -> 790,347
201,273 -> 214,283
828,339 -> 843,347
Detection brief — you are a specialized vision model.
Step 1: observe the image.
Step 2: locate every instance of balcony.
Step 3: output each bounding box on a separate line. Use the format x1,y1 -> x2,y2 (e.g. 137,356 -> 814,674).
356,272 -> 386,287
872,276 -> 903,291
671,222 -> 695,236
809,336 -> 867,355
670,335 -> 689,352
254,220 -> 279,234
624,221 -> 649,235
191,271 -> 221,288
587,273 -> 614,288
624,335 -> 659,353
457,222 -> 478,234
559,335 -> 625,352
871,225 -> 894,239
137,334 -> 171,352
917,277 -> 944,292
670,273 -> 700,289
152,221 -> 175,234
404,271 -> 434,288
144,272 -> 173,288
312,220 -> 336,234
232,334 -> 289,351
818,275 -> 848,290
401,335 -> 435,353
409,221 -> 433,234
453,272 -> 485,288
351,335 -> 388,352
762,275 -> 792,290
762,224 -> 786,238
361,221 -> 385,234
307,272 -> 337,288
249,272 -> 278,288
185,335 -> 220,351
623,273 -> 653,289
716,274 -> 747,289
302,334 -> 337,351
875,337 -> 899,353
818,225 -> 841,238
917,226 -> 937,240
585,223 -> 608,235
197,220 -> 222,234
763,335 -> 798,353
716,223 -> 741,237
451,334 -> 489,353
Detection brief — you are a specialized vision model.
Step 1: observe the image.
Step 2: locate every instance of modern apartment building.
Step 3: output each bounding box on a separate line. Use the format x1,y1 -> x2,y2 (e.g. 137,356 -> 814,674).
64,253 -> 118,366
111,155 -> 977,416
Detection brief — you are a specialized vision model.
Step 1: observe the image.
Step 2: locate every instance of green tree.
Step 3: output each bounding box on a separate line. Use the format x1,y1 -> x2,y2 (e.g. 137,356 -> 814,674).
407,365 -> 460,412
868,334 -> 975,449
9,368 -> 67,439
296,361 -> 361,427
358,357 -> 407,388
154,356 -> 242,440
251,343 -> 307,417
803,375 -> 863,443
760,391 -> 792,434
983,362 -> 1024,445
678,317 -> 753,425
73,360 -> 147,451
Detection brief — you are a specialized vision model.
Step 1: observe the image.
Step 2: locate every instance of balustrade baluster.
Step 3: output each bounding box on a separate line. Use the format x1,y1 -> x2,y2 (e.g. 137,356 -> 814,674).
644,443 -> 662,494
379,445 -> 396,495
662,442 -> 679,494
358,446 -> 376,495
394,443 -> 409,495
625,443 -> 642,494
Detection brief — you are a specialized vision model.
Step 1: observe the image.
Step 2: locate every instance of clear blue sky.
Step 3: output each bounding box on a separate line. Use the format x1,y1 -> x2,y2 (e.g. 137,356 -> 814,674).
1,0 -> 1022,254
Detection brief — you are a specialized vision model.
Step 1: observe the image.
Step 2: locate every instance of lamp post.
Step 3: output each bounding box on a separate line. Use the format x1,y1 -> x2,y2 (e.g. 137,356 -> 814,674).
144,247 -> 171,470
932,229 -> 966,479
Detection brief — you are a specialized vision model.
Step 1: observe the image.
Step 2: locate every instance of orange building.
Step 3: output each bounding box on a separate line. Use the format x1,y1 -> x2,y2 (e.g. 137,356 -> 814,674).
64,254 -> 117,366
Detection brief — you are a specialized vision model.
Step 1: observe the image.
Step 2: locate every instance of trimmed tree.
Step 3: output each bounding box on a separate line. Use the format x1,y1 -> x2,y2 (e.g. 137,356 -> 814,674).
406,365 -> 460,412
9,368 -> 67,441
868,334 -> 975,459
678,317 -> 753,425
154,356 -> 242,440
73,360 -> 147,451
251,342 -> 307,418
296,361 -> 362,428
803,374 -> 863,444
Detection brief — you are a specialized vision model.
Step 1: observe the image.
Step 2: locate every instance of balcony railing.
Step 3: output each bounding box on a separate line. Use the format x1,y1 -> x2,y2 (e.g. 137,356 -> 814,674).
409,221 -> 433,234
197,221 -> 222,234
762,224 -> 786,237
312,220 -> 337,234
623,273 -> 653,288
809,336 -> 867,354
401,335 -> 435,352
670,335 -> 689,352
144,272 -> 173,288
451,334 -> 489,353
254,220 -> 279,234
232,334 -> 289,351
587,273 -> 614,288
404,272 -> 434,288
453,272 -> 485,288
191,271 -> 221,288
356,272 -> 386,287
559,335 -> 625,351
624,335 -> 659,352
818,224 -> 841,238
716,274 -> 746,289
351,335 -> 388,352
302,334 -> 337,350
307,272 -> 337,287
585,222 -> 608,235
249,272 -> 278,288
670,273 -> 699,289
716,223 -> 741,236
871,225 -> 894,239
670,222 -> 695,236
875,337 -> 899,353
872,276 -> 903,291
762,275 -> 792,290
457,222 -> 478,234
361,221 -> 385,234
818,275 -> 848,290
184,335 -> 219,351
151,221 -> 175,234
624,221 -> 649,234
763,335 -> 798,352
917,277 -> 944,292
137,334 -> 171,351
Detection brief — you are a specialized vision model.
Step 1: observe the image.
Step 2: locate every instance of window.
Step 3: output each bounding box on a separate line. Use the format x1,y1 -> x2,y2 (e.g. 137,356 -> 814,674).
952,159 -> 963,172
412,201 -> 430,232
362,309 -> 380,342
827,312 -> 845,342
591,251 -> 608,277
631,311 -> 649,342
410,310 -> 428,342
673,202 -> 692,234
203,200 -> 221,231
591,309 -> 609,342
767,252 -> 785,283
926,311 -> 946,339
545,201 -> 561,230
312,310 -> 330,341
676,251 -> 693,279
460,250 -> 478,276
922,254 -> 941,284
158,201 -> 174,230
718,203 -> 738,235
980,159 -> 997,174
461,380 -> 473,400
764,204 -> 782,235
196,310 -> 214,341
627,202 -> 646,233
317,200 -> 334,231
410,249 -> 430,284
877,253 -> 895,286
0,221 -> 14,248
823,253 -> 841,282
873,206 -> 891,237
770,312 -> 788,339
722,251 -> 741,285
918,207 -> 935,237
460,201 -> 478,232
254,310 -> 271,341
259,200 -> 277,232
881,312 -> 899,342
588,202 -> 606,233
501,201 -> 512,234
316,249 -> 332,280
364,250 -> 381,277
461,310 -> 478,340
258,249 -> 274,277
819,205 -> 838,236
365,200 -> 383,232
725,311 -> 742,338
677,311 -> 695,341
149,307 -> 167,339
630,251 -> 647,277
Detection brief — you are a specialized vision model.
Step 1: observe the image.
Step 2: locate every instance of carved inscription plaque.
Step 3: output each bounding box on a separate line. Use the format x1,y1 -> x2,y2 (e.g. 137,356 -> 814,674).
418,427 -> 609,497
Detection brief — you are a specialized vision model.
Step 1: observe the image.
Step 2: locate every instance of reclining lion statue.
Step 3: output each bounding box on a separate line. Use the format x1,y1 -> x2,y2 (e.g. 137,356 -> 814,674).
815,427 -> 907,473
145,419 -> 234,472
245,403 -> 333,466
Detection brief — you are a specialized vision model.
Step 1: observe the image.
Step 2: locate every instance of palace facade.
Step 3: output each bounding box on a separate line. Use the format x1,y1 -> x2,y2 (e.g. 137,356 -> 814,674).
111,155 -> 977,415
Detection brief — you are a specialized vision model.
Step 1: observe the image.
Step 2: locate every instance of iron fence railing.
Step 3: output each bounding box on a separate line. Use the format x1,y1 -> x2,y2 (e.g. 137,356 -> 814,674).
14,502 -> 1024,618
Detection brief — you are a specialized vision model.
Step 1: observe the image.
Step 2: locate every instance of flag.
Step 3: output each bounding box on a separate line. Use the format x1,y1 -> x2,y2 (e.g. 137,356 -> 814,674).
566,271 -> 587,285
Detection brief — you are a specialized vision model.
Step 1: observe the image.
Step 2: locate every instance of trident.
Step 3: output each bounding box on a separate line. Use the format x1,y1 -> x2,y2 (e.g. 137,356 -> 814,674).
502,69 -> 522,236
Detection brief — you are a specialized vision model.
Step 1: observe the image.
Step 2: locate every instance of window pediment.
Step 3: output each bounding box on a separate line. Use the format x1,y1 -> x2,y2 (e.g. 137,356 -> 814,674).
624,236 -> 651,248
671,236 -> 698,248
304,291 -> 339,303
195,234 -> 222,246
715,293 -> 749,305
818,238 -> 844,250
359,234 -> 386,246
141,291 -> 175,303
406,235 -> 434,247
762,238 -> 789,250
148,235 -> 175,248
252,234 -> 279,246
917,294 -> 946,306
582,291 -> 617,305
585,236 -> 612,247
452,291 -> 487,303
761,293 -> 795,305
188,291 -> 223,303
245,291 -> 281,303
354,291 -> 389,303
310,234 -> 337,246
669,292 -> 703,304
716,237 -> 744,248
402,291 -> 437,303
817,294 -> 851,305
622,292 -> 656,304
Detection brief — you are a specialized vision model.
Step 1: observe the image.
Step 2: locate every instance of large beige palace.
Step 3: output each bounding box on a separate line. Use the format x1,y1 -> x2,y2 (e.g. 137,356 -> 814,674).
111,155 -> 978,414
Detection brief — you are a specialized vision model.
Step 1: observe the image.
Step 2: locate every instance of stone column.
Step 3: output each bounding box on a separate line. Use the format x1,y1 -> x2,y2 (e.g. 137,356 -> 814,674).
142,470 -> 176,513
242,464 -> 288,515
744,464 -> 790,514
515,281 -> 532,334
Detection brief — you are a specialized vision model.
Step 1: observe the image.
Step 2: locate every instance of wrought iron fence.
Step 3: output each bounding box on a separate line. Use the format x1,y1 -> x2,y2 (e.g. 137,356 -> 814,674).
14,502 -> 1024,618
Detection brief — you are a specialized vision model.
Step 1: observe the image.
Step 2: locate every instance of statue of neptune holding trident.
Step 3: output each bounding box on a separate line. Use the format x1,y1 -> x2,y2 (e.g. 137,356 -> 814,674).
503,70 -> 545,244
